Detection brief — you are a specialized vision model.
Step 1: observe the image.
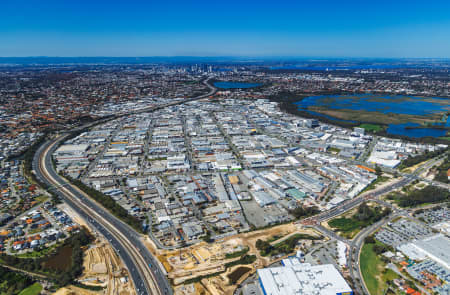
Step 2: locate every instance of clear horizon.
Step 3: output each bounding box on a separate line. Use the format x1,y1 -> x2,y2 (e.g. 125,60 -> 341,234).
1,0 -> 450,58
1,56 -> 450,60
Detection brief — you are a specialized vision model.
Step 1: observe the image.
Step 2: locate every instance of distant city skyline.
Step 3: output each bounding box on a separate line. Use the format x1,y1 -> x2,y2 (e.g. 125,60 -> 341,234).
1,0 -> 450,58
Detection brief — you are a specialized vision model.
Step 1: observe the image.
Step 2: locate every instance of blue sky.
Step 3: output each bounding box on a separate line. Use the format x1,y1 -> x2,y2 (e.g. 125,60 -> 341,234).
1,0 -> 449,57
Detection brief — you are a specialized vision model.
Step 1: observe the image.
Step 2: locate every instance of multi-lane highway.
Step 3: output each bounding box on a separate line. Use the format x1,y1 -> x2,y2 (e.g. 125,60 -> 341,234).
34,135 -> 171,295
32,78 -> 217,295
31,75 -> 448,295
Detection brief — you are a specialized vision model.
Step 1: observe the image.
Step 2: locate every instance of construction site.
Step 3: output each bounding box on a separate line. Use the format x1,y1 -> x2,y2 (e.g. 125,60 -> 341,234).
147,223 -> 324,295
53,240 -> 135,295
81,241 -> 135,295
51,204 -> 136,295
55,203 -> 324,295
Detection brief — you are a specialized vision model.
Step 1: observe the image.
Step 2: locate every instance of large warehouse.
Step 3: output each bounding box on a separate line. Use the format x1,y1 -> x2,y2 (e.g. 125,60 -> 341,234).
397,234 -> 450,269
257,259 -> 353,295
55,143 -> 89,155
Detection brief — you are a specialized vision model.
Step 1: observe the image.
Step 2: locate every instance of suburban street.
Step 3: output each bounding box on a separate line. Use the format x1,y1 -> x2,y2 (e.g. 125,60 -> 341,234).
28,74 -> 448,295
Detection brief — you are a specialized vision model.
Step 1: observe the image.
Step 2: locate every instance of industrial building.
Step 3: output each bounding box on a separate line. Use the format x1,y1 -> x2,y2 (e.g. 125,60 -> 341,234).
257,258 -> 352,295
397,234 -> 450,269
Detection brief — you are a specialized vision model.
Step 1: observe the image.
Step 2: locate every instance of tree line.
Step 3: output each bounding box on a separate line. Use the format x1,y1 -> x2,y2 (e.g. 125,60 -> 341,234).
388,185 -> 450,207
399,150 -> 447,169
68,177 -> 143,233
435,154 -> 450,184
0,228 -> 92,287
0,266 -> 34,295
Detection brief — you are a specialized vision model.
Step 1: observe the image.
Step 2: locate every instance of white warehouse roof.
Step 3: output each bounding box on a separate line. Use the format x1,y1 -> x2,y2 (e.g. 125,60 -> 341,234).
55,144 -> 89,154
257,261 -> 352,295
398,234 -> 450,269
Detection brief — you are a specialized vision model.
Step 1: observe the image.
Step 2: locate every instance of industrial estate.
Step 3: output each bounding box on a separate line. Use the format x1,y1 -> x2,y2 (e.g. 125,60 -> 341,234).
0,59 -> 449,295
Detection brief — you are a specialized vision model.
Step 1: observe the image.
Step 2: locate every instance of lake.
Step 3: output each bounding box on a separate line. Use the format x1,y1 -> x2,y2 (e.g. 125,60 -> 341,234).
297,94 -> 448,116
295,94 -> 450,138
214,81 -> 262,89
386,123 -> 447,138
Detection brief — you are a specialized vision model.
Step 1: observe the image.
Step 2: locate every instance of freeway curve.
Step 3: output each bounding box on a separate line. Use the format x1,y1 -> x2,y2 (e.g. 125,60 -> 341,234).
32,77 -> 217,294
34,136 -> 170,295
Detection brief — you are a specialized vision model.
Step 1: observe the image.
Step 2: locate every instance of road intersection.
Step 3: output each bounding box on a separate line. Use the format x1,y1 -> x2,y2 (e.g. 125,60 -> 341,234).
30,76 -> 448,294
32,78 -> 216,295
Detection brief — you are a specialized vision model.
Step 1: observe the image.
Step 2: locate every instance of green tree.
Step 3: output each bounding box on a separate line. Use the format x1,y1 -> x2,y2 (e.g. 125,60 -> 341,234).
364,236 -> 376,244
375,165 -> 383,176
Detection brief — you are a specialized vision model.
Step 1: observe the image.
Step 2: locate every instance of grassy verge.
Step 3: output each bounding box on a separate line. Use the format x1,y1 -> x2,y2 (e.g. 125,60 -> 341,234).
328,204 -> 391,239
359,123 -> 384,133
224,255 -> 256,268
360,241 -> 383,295
257,233 -> 322,257
360,241 -> 400,295
328,218 -> 365,239
183,270 -> 224,285
225,247 -> 249,259
34,195 -> 49,203
18,282 -> 43,295
360,176 -> 389,194
266,234 -> 284,243
73,282 -> 105,291
16,242 -> 61,258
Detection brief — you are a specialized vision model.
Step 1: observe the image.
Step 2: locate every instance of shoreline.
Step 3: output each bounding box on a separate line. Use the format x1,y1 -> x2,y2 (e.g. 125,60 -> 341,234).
267,91 -> 450,144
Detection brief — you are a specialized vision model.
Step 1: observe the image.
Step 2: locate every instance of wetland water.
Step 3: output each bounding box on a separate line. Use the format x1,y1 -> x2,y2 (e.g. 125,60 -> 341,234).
295,94 -> 450,138
214,81 -> 262,89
